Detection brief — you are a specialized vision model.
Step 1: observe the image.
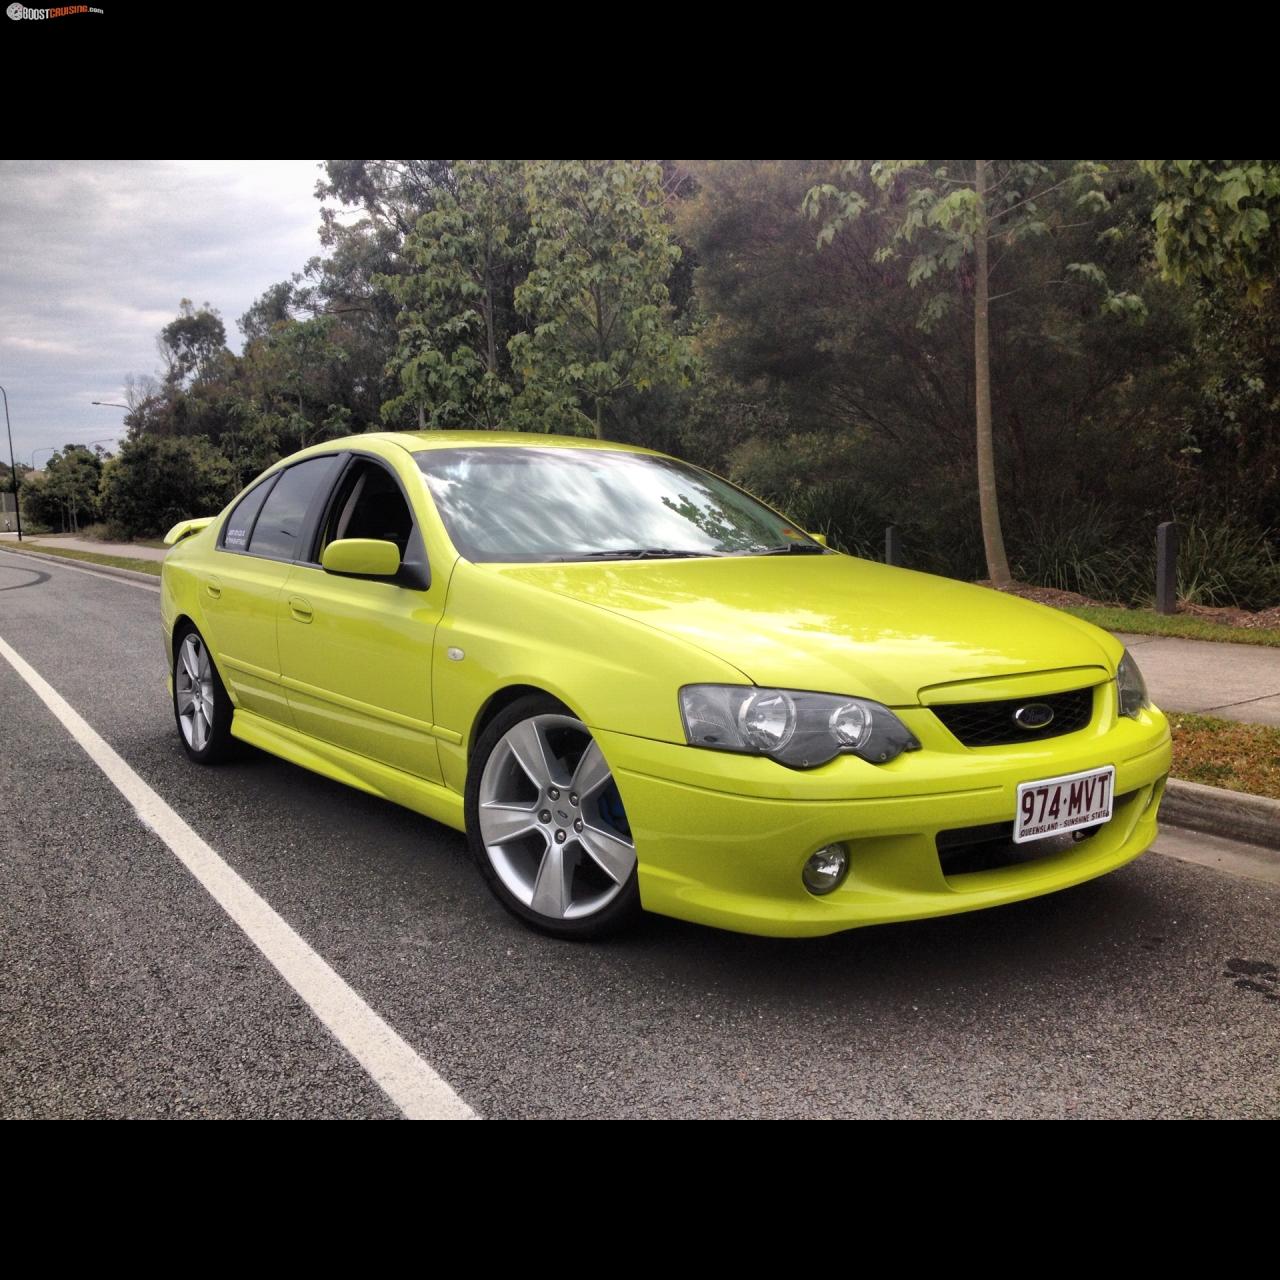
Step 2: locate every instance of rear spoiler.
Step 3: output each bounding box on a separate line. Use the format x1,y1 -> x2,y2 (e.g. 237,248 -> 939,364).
163,517 -> 215,547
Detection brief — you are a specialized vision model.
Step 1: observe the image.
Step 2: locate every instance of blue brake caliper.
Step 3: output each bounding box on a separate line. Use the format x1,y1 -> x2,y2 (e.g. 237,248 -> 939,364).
599,780 -> 631,838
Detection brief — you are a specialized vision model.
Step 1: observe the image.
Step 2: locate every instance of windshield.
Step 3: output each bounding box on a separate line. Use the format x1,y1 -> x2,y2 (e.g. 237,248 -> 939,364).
416,446 -> 819,563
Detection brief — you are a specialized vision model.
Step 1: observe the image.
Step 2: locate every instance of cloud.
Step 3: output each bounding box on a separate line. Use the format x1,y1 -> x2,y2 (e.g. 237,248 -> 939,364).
1,335 -> 82,356
0,159 -> 328,458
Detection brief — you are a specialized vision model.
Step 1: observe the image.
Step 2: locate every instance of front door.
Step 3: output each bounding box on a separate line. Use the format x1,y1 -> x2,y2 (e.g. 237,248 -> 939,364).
276,457 -> 445,783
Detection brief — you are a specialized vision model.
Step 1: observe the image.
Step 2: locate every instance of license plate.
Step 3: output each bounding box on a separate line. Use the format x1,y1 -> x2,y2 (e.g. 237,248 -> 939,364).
1014,766 -> 1115,844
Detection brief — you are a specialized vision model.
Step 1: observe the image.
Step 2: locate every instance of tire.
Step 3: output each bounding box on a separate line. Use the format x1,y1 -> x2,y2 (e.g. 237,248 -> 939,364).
465,694 -> 641,940
172,623 -> 237,765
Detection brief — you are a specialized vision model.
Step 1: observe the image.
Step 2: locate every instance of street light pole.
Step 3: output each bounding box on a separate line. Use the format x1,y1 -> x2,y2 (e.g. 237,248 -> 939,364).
90,404 -> 129,456
1,383 -> 22,542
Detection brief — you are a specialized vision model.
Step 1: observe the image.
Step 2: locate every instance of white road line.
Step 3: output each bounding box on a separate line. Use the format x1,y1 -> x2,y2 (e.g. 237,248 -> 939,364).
0,548 -> 160,592
0,631 -> 476,1121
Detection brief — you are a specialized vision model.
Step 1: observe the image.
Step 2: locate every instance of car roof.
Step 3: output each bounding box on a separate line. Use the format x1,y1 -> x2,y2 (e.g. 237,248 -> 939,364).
378,430 -> 661,456
246,431 -> 668,489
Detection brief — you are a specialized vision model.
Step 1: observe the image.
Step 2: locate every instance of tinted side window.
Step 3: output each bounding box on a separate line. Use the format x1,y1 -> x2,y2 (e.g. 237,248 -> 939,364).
320,460 -> 415,558
221,477 -> 276,552
249,457 -> 341,560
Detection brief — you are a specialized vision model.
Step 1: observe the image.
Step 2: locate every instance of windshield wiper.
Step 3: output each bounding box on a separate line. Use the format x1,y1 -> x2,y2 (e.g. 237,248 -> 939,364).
562,548 -> 720,561
750,543 -> 828,555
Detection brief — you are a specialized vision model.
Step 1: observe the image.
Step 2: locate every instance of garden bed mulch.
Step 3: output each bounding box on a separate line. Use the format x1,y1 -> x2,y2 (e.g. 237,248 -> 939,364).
1176,601 -> 1280,631
1166,713 -> 1280,800
979,580 -> 1280,630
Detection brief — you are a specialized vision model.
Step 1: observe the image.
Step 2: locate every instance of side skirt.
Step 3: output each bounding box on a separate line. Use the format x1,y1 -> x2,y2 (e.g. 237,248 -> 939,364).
230,708 -> 467,834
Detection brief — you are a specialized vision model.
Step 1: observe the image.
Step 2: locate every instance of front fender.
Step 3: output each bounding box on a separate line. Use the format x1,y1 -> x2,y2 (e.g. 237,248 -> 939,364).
431,559 -> 747,794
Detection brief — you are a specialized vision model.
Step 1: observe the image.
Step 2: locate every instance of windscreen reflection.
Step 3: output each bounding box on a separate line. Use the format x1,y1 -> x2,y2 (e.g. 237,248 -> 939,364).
416,447 -> 812,562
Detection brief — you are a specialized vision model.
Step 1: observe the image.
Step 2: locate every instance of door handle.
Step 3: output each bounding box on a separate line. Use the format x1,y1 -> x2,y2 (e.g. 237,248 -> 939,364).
204,576 -> 222,600
289,596 -> 314,624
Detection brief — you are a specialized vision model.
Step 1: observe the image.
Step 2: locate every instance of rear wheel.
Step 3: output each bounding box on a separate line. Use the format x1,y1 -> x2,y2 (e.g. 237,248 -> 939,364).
466,695 -> 640,939
173,625 -> 236,764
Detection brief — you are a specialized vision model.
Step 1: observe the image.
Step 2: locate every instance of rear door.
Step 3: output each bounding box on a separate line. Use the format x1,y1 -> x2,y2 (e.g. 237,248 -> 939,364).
202,455 -> 342,724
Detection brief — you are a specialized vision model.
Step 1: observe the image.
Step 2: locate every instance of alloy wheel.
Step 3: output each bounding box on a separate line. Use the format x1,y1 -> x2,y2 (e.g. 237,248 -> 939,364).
175,632 -> 216,752
477,713 -> 636,921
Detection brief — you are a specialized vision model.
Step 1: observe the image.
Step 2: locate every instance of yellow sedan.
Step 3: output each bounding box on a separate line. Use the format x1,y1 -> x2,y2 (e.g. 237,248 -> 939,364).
161,432 -> 1171,939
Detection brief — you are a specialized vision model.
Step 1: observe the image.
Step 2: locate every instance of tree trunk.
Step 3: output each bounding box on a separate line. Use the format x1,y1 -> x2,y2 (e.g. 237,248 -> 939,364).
484,255 -> 498,379
594,397 -> 605,440
974,159 -> 1012,587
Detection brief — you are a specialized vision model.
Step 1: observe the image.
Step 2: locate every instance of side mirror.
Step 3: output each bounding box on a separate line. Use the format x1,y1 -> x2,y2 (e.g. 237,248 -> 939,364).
810,532 -> 829,548
321,538 -> 401,579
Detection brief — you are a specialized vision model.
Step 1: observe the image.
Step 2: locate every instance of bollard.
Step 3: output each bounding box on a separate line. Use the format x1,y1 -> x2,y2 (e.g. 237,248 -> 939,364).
885,525 -> 900,567
1156,521 -> 1178,615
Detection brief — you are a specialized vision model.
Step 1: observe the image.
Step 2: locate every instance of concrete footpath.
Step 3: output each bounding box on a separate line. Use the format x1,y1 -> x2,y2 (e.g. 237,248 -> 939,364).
1117,631 -> 1280,727
0,532 -> 167,562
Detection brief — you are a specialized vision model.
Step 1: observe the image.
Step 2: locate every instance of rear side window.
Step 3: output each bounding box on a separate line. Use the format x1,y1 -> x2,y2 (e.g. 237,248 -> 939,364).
248,456 -> 341,560
221,478 -> 275,552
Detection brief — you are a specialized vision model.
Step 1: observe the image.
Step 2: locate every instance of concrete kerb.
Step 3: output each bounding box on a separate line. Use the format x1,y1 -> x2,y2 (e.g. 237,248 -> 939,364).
1162,778 -> 1280,853
0,543 -> 160,586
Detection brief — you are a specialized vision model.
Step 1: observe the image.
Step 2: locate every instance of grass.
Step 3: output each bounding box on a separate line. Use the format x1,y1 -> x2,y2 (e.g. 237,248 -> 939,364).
1169,713 -> 1280,800
1061,605 -> 1280,648
0,540 -> 161,577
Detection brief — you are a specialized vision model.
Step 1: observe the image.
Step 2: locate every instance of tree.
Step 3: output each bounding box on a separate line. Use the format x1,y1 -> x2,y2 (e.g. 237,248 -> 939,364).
160,299 -> 230,389
99,436 -> 233,539
674,160 -> 1188,585
805,160 -> 1143,586
311,160 -> 456,429
1144,160 -> 1280,300
511,160 -> 693,439
316,160 -> 455,243
22,445 -> 103,532
381,159 -> 529,429
239,280 -> 301,345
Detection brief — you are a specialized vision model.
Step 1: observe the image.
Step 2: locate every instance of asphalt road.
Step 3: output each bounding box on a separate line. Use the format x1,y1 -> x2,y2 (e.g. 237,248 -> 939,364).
2,551 -> 1277,1119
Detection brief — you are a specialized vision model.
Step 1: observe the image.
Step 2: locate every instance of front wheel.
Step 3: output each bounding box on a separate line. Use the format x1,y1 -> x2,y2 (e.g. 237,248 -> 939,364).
466,695 -> 641,939
173,625 -> 236,764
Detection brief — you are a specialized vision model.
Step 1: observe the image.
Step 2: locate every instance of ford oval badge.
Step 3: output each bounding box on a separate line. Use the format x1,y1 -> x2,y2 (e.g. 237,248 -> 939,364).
1014,703 -> 1055,730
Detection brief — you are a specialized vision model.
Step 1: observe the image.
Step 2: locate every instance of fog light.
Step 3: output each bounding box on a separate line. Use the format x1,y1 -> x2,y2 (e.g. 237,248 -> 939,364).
803,844 -> 849,895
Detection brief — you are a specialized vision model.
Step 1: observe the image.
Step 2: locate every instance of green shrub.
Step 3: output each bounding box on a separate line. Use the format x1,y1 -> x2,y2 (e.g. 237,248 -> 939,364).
1010,501 -> 1143,603
99,436 -> 234,540
1174,518 -> 1280,610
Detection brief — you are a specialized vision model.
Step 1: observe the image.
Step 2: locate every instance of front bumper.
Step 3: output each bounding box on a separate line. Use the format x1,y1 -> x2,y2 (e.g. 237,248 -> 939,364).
597,691 -> 1171,938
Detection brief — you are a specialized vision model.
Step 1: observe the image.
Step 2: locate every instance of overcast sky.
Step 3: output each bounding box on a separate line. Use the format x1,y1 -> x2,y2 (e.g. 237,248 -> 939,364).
0,160 -> 332,465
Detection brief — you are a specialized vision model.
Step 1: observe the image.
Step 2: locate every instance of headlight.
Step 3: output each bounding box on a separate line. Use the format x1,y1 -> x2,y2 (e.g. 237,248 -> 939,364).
1116,650 -> 1150,719
680,685 -> 921,769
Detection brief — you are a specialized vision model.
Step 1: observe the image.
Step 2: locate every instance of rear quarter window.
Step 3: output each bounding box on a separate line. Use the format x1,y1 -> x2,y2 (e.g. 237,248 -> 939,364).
220,477 -> 276,552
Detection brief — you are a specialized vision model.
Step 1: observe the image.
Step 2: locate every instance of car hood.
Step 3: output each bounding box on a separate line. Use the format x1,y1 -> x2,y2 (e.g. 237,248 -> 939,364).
493,554 -> 1118,706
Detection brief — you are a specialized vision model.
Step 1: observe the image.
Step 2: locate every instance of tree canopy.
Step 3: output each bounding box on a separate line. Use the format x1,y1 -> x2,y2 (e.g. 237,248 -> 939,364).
49,158 -> 1278,609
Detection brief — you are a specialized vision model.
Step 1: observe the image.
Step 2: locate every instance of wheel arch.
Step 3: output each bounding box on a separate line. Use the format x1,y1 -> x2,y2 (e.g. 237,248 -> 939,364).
170,613 -> 198,662
468,684 -> 578,760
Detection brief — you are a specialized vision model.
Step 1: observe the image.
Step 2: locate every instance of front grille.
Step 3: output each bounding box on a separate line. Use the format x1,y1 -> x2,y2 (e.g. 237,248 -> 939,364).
930,686 -> 1094,747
